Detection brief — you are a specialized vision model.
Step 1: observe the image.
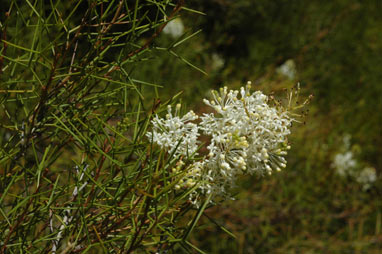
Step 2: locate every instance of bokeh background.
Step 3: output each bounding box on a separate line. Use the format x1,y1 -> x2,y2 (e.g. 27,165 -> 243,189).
136,0 -> 382,253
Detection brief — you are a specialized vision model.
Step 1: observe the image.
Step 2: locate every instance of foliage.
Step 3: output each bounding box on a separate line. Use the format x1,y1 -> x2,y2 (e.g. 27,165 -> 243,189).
0,1 -> 215,253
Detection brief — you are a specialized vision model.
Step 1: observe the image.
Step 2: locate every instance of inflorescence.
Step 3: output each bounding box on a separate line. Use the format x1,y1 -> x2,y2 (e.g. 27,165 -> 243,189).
147,82 -> 297,205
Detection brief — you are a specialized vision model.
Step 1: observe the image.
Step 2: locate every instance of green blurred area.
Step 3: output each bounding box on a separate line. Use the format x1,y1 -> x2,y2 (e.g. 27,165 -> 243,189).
137,0 -> 382,252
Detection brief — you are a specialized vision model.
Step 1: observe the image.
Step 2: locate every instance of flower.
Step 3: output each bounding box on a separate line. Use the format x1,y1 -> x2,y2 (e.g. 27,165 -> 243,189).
356,167 -> 377,191
197,82 -> 292,202
331,134 -> 378,191
146,104 -> 199,157
332,151 -> 357,177
148,82 -> 295,205
276,59 -> 297,80
163,18 -> 184,38
200,83 -> 291,175
211,53 -> 225,70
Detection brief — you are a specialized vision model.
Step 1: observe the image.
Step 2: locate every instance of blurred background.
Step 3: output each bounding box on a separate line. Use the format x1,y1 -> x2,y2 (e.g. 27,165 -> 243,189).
136,0 -> 382,253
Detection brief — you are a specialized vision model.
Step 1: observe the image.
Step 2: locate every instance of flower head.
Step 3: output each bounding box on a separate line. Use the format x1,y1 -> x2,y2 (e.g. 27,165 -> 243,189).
201,82 -> 291,175
196,82 -> 292,202
146,104 -> 199,157
356,167 -> 377,191
331,134 -> 378,191
148,82 -> 296,205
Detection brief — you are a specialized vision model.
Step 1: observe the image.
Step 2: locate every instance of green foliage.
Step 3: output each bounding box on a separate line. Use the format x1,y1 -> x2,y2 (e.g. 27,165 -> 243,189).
0,1 -> 210,253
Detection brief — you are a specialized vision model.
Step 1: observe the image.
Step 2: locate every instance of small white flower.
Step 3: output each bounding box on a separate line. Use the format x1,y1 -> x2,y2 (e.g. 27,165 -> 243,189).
356,167 -> 377,190
146,104 -> 199,157
277,59 -> 297,80
211,53 -> 225,70
332,151 -> 357,177
163,18 -> 184,38
331,134 -> 378,191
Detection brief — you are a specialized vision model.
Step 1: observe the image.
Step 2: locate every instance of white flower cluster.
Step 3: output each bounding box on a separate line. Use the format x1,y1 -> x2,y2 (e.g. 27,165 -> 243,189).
356,167 -> 377,191
148,82 -> 293,205
332,151 -> 357,177
332,134 -> 378,191
146,104 -> 199,157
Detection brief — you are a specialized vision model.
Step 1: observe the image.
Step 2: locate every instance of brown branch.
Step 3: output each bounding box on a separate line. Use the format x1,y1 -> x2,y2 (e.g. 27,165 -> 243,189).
0,8 -> 11,75
1,170 -> 47,253
95,0 -> 124,49
104,0 -> 185,78
83,137 -> 114,208
73,194 -> 144,253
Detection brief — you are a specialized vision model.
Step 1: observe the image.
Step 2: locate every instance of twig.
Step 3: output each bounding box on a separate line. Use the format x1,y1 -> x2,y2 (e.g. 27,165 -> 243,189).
0,6 -> 11,74
104,0 -> 185,78
50,164 -> 89,254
